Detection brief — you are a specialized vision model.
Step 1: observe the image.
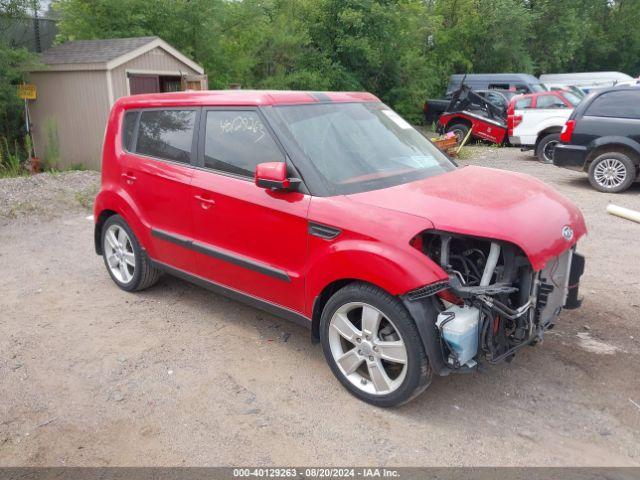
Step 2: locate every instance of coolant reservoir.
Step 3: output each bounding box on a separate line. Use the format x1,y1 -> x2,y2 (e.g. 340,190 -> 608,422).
436,305 -> 480,367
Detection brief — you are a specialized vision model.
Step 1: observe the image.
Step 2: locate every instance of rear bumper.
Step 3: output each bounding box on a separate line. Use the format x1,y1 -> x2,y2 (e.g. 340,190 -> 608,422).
553,144 -> 588,171
509,135 -> 536,147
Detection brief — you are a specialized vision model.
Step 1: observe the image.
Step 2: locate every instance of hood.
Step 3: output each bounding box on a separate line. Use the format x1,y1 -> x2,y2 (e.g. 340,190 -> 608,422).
346,166 -> 587,271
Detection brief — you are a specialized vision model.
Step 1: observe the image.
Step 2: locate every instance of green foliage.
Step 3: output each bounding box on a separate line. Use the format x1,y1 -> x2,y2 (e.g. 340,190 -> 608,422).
42,117 -> 60,169
0,45 -> 35,143
1,1 -> 40,161
0,136 -> 26,177
27,0 -> 640,125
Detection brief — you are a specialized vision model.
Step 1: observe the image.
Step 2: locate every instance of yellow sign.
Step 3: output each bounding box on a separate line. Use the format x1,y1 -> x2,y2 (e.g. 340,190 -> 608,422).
18,84 -> 37,100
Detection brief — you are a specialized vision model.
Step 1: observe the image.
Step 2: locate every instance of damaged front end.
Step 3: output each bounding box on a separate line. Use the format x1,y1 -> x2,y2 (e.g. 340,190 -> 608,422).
404,231 -> 585,374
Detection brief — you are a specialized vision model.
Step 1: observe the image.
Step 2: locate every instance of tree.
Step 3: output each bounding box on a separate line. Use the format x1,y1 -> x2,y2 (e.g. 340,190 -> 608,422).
1,0 -> 39,145
35,0 -> 640,125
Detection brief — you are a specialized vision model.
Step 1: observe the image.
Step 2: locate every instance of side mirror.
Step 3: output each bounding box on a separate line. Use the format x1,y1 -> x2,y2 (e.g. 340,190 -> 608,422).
255,162 -> 297,191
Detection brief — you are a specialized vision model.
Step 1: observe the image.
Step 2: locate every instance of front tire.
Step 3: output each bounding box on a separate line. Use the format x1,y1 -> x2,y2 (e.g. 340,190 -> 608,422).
101,215 -> 162,291
445,123 -> 470,144
320,282 -> 431,407
536,133 -> 561,164
588,152 -> 636,193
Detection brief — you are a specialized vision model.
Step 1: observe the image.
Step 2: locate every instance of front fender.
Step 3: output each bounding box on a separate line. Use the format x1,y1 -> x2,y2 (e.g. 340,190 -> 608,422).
304,238 -> 447,317
534,117 -> 566,135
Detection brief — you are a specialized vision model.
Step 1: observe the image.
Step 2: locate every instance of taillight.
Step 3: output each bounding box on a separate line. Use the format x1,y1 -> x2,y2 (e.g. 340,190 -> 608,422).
507,114 -> 522,136
560,119 -> 576,143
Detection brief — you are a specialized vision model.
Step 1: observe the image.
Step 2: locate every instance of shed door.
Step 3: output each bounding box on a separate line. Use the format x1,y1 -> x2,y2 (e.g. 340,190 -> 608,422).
129,74 -> 160,95
182,75 -> 208,91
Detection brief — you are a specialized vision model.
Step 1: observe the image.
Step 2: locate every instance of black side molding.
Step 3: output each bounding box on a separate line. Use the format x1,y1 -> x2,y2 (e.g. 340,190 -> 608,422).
150,259 -> 311,330
151,228 -> 291,282
308,222 -> 341,240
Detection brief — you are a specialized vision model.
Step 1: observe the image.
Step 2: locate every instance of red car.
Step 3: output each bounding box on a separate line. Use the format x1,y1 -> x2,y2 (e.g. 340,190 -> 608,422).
438,89 -> 580,146
95,90 -> 586,406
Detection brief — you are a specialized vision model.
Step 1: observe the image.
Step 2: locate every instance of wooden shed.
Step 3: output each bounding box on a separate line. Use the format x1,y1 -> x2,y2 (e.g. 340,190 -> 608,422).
28,36 -> 206,170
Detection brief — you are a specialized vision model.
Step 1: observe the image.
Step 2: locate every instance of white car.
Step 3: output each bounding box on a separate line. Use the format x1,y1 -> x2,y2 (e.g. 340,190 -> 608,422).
507,90 -> 582,163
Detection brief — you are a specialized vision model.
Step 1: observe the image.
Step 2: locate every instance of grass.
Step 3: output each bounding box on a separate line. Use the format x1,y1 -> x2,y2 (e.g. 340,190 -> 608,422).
0,137 -> 27,178
74,185 -> 98,210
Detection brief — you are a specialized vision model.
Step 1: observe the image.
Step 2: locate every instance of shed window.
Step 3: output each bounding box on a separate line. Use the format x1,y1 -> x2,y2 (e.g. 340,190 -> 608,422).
136,110 -> 196,163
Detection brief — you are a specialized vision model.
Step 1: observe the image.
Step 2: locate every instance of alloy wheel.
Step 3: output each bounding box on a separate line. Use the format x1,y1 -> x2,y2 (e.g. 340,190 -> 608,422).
104,224 -> 135,284
593,158 -> 627,189
328,302 -> 408,395
543,140 -> 559,163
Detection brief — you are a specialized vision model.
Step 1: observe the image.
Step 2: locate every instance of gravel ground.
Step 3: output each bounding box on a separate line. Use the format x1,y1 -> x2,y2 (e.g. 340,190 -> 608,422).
1,148 -> 639,466
0,171 -> 99,218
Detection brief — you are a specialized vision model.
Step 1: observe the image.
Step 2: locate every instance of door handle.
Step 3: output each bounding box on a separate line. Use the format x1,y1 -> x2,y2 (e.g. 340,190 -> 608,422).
194,194 -> 216,209
121,173 -> 137,184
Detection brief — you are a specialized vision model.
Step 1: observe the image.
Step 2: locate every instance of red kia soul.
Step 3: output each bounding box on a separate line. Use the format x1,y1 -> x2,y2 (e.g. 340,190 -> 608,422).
95,90 -> 586,407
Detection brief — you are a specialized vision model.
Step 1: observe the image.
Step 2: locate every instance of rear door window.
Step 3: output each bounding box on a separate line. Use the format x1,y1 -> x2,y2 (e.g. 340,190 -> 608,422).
585,90 -> 640,119
485,91 -> 507,108
203,110 -> 285,177
135,109 -> 197,163
535,94 -> 567,109
514,97 -> 532,109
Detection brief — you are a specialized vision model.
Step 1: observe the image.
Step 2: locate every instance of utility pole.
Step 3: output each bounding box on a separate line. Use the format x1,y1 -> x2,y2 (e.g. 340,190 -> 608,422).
32,0 -> 41,53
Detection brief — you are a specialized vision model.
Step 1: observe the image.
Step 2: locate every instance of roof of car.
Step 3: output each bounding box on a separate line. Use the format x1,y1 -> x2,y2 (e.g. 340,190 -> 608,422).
450,73 -> 541,82
513,90 -> 565,99
115,90 -> 381,109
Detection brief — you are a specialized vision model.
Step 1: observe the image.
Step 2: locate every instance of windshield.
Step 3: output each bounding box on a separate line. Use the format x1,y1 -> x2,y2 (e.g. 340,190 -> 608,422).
562,91 -> 583,106
530,84 -> 547,92
273,102 -> 455,195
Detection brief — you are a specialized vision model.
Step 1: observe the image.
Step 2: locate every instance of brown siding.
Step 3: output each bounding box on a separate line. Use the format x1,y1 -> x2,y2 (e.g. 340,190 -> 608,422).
110,47 -> 200,99
29,70 -> 110,170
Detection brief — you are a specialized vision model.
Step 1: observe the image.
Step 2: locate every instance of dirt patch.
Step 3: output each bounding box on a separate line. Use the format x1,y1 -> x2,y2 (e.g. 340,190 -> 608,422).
1,149 -> 639,466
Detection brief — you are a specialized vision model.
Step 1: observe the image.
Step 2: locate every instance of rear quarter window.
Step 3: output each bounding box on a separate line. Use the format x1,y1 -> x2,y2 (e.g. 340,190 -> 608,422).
585,91 -> 640,119
122,111 -> 138,151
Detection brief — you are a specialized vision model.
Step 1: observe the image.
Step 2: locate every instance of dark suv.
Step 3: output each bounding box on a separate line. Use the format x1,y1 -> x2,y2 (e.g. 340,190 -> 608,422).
554,87 -> 640,193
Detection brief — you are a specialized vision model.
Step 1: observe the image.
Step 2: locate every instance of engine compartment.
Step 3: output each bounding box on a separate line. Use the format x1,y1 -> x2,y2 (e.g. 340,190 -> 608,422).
412,231 -> 576,369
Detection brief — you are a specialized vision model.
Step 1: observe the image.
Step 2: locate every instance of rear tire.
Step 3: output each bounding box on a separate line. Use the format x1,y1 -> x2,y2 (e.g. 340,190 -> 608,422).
536,133 -> 561,164
445,123 -> 470,144
319,282 -> 431,407
588,152 -> 636,193
101,215 -> 162,292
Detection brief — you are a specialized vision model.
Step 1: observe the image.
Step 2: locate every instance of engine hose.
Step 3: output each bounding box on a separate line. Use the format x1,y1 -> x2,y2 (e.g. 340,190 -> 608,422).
476,300 -> 536,364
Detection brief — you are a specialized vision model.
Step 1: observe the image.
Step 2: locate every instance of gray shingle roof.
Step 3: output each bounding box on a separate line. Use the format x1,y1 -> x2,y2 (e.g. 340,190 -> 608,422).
40,36 -> 158,65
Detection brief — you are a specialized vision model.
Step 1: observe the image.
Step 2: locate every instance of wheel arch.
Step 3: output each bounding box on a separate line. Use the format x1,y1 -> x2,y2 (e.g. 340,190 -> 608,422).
584,138 -> 640,172
534,126 -> 562,148
94,209 -> 118,255
306,243 -> 447,342
94,189 -> 150,256
311,278 -> 363,343
445,117 -> 472,132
